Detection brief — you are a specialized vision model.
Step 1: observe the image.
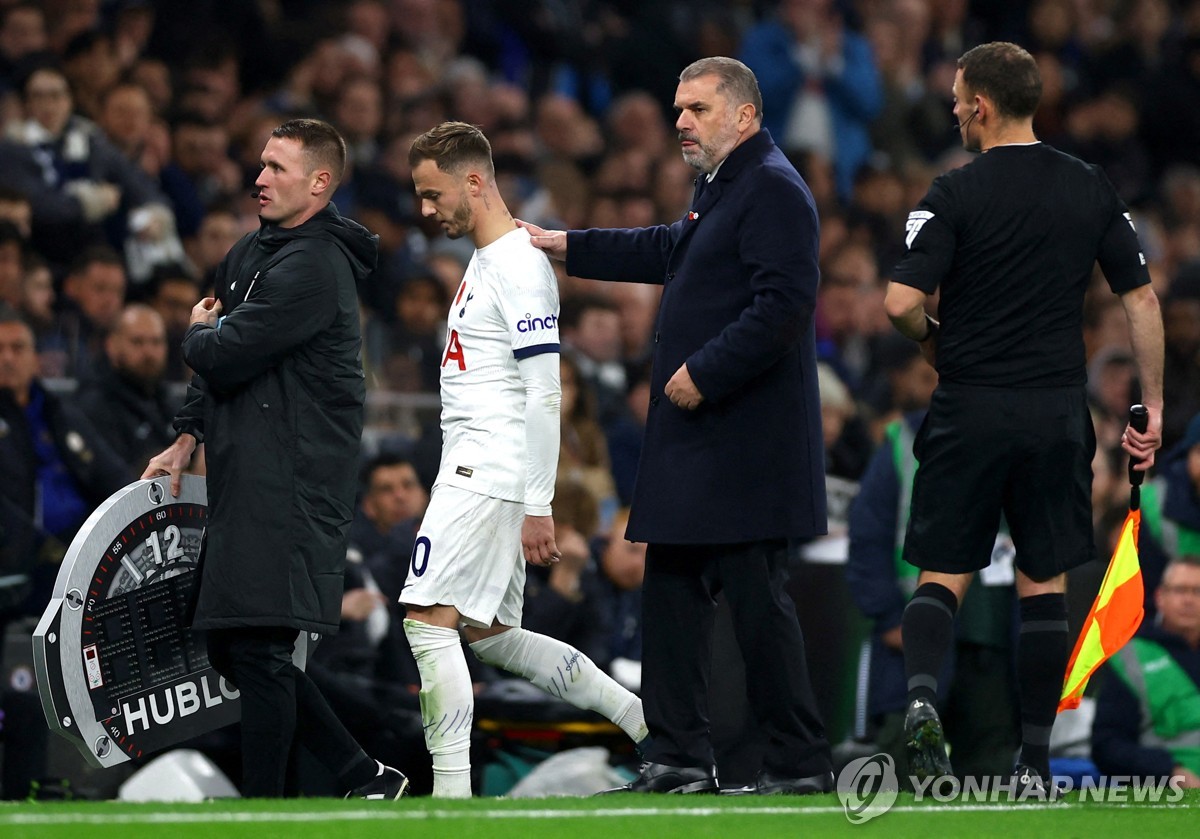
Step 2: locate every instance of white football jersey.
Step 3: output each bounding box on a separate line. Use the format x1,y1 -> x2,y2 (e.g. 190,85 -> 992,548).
435,226 -> 560,505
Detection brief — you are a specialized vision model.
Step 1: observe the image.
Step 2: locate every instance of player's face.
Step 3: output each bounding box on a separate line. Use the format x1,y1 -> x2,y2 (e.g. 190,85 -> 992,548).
255,136 -> 324,229
674,74 -> 743,174
412,158 -> 474,240
952,70 -> 982,153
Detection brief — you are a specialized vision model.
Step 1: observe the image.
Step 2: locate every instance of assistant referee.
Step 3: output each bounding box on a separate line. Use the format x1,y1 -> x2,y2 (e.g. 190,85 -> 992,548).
884,42 -> 1165,791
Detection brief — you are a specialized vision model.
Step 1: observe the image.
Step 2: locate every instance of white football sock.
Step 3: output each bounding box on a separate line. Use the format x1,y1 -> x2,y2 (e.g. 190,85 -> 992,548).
403,619 -> 474,798
469,628 -> 648,743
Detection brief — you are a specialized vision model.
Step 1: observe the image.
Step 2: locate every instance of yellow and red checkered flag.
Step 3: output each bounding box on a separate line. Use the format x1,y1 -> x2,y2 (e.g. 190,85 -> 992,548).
1058,508 -> 1145,711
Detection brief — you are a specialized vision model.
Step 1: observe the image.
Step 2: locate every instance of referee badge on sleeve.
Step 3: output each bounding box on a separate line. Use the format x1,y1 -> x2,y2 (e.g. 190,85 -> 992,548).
905,211 -> 935,248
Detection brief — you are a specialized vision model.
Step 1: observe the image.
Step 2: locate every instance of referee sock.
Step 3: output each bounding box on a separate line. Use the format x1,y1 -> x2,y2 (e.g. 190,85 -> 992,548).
470,628 -> 649,743
403,619 -> 474,798
902,582 -> 959,706
1016,593 -> 1069,780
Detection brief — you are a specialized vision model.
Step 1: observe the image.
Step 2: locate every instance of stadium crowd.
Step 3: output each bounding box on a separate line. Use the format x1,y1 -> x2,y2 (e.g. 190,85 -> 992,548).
1,0 -> 1199,797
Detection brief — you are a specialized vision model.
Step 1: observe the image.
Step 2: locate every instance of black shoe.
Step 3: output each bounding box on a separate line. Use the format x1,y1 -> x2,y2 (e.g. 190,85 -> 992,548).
347,765 -> 410,800
904,698 -> 953,782
597,761 -> 719,794
1010,763 -> 1051,799
720,769 -> 835,796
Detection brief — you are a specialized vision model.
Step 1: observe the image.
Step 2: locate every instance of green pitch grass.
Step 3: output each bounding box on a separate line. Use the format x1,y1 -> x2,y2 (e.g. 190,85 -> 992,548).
3,791 -> 1199,839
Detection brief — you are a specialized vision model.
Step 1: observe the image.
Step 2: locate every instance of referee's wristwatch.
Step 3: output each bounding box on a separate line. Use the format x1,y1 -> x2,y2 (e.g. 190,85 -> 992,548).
919,314 -> 940,343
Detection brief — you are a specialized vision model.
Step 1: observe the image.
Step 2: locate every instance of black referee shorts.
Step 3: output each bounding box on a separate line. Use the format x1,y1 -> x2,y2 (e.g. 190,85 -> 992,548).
902,383 -> 1097,581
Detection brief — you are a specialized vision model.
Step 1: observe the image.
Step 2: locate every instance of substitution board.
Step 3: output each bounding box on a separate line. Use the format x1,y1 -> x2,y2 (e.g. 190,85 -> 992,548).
32,476 -> 311,768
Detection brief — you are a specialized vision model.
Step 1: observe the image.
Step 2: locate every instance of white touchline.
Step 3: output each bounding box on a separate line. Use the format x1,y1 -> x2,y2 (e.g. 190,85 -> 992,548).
4,801 -> 1192,826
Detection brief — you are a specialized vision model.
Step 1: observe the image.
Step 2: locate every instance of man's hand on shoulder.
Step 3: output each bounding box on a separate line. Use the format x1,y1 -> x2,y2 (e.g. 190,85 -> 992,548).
522,514 -> 561,567
516,219 -> 568,261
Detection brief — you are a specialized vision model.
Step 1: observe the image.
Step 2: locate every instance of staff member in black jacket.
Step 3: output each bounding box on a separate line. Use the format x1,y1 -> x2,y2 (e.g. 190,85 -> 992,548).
525,56 -> 832,796
143,119 -> 406,799
885,42 -> 1165,791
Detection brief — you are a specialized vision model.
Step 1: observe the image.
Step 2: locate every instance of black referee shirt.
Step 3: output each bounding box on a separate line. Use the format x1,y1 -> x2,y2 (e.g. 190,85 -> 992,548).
893,143 -> 1150,387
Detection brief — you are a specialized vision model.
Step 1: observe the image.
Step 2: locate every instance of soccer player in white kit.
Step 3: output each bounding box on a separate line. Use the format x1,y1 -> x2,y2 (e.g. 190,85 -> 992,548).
402,122 -> 648,798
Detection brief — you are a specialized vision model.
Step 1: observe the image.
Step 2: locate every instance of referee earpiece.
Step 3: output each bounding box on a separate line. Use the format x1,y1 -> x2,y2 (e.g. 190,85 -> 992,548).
953,108 -> 980,132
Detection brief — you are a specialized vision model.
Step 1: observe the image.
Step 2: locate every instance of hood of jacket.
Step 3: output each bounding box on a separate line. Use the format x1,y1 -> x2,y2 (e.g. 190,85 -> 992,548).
256,202 -> 378,283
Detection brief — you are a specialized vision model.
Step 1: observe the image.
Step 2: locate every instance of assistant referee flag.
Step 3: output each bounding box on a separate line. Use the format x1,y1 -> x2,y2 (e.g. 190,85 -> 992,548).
1058,509 -> 1145,712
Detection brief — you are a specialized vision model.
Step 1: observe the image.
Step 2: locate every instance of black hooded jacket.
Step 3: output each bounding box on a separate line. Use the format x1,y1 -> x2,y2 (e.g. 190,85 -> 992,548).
175,204 -> 378,633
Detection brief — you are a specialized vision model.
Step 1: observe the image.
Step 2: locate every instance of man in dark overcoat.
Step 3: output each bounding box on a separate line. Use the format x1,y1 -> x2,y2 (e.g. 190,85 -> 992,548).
525,56 -> 833,795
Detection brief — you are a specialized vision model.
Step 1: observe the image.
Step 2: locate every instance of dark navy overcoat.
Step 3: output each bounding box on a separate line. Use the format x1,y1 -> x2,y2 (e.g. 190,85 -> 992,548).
566,130 -> 827,545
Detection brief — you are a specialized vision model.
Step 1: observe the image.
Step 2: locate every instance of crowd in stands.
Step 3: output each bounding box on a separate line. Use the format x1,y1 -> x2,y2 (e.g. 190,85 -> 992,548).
1,0 -> 1200,796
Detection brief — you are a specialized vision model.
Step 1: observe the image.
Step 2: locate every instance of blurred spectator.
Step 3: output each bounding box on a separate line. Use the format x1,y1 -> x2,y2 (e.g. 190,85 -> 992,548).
859,332 -> 939,440
558,352 -> 617,517
818,360 -> 871,482
0,307 -> 129,616
1162,266 -> 1200,451
1091,555 -> 1200,788
348,453 -> 427,605
865,0 -> 956,170
599,505 -> 645,690
1,62 -> 170,272
816,242 -> 884,388
54,245 -> 127,378
1085,0 -> 1173,95
74,303 -> 176,470
0,185 -> 32,238
741,0 -> 883,200
523,479 -> 612,670
0,3 -> 47,94
94,80 -> 177,228
161,113 -> 241,228
185,204 -> 245,289
1143,412 -> 1200,562
366,273 -> 445,393
1087,346 -> 1140,453
0,219 -> 23,307
560,292 -> 625,426
145,263 -> 200,382
61,29 -> 121,121
807,362 -> 871,563
333,73 -> 384,169
604,363 -> 650,508
1141,35 -> 1200,177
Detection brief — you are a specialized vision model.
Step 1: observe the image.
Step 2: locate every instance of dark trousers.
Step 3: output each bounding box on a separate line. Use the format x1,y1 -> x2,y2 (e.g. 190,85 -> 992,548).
642,540 -> 832,777
206,627 -> 371,797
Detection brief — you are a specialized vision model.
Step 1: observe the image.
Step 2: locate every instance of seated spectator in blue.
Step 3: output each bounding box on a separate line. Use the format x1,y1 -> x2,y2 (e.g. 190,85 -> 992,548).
0,307 -> 129,616
740,0 -> 882,201
1091,555 -> 1200,789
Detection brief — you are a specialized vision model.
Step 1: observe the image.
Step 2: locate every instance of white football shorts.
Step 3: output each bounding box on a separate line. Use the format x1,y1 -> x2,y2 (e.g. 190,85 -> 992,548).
399,484 -> 526,628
